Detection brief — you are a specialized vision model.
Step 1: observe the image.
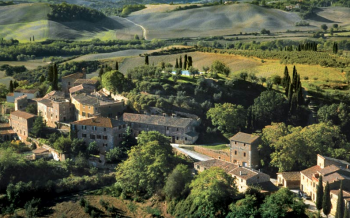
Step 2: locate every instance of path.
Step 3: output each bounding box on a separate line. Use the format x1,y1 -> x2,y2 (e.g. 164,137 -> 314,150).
120,17 -> 148,40
171,144 -> 213,161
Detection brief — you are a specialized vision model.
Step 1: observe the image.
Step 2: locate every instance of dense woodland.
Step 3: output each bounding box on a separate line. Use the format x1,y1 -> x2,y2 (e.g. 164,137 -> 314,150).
47,3 -> 106,22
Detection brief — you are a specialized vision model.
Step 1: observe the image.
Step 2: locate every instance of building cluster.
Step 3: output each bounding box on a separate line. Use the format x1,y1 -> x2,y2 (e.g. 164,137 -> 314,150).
2,72 -> 200,153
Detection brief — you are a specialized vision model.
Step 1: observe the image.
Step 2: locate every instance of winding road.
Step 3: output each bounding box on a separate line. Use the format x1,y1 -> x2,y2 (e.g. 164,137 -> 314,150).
120,17 -> 148,40
171,144 -> 213,161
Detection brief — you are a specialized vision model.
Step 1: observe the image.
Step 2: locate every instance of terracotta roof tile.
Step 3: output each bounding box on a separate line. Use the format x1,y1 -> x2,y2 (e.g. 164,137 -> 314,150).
330,190 -> 350,202
230,132 -> 260,144
277,172 -> 301,181
74,79 -> 98,86
62,72 -> 84,79
14,88 -> 38,94
195,159 -> 237,173
123,113 -> 193,128
229,166 -> 269,180
301,165 -> 322,180
318,154 -> 350,167
38,98 -> 53,107
7,93 -> 14,97
71,116 -> 124,128
318,165 -> 341,176
10,110 -> 36,119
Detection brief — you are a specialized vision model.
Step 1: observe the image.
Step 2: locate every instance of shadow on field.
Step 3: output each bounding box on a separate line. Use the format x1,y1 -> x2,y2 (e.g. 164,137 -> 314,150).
59,17 -> 126,32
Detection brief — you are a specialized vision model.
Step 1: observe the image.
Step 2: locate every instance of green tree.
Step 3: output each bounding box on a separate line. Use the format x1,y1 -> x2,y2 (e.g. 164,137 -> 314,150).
164,164 -> 192,200
47,65 -> 53,82
115,61 -> 119,71
145,55 -> 149,65
179,56 -> 183,69
211,60 -> 230,77
344,206 -> 349,218
336,181 -> 344,218
9,80 -> 13,92
175,58 -> 179,69
39,75 -> 45,84
316,176 -> 323,214
98,68 -> 104,77
333,23 -> 339,30
207,103 -> 247,135
120,126 -> 137,149
226,194 -> 259,218
87,141 -> 99,155
52,63 -> 58,90
31,116 -> 45,138
134,34 -> 140,40
115,131 -> 175,197
260,188 -> 306,218
25,104 -> 37,114
101,70 -> 125,93
321,24 -> 328,32
184,54 -> 188,70
53,136 -> 72,153
250,91 -> 287,129
323,182 -> 331,217
105,147 -> 123,163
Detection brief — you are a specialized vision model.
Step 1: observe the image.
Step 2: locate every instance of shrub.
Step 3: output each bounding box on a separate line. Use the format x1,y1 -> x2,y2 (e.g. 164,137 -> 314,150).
304,76 -> 309,80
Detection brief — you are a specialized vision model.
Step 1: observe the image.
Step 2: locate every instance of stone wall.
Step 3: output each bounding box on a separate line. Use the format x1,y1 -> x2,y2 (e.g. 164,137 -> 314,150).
193,146 -> 231,162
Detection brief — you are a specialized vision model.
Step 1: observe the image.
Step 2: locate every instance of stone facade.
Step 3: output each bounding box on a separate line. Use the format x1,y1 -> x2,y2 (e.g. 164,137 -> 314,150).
0,123 -> 16,141
61,72 -> 85,95
15,95 -> 28,111
71,117 -> 126,152
71,93 -> 125,121
229,132 -> 261,168
300,154 -> 350,216
37,98 -> 73,128
123,113 -> 199,144
9,110 -> 36,141
193,146 -> 230,162
276,172 -> 301,189
7,89 -> 39,103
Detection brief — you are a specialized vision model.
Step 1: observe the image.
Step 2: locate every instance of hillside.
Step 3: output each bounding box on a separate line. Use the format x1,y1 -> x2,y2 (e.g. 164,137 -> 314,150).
0,3 -> 142,41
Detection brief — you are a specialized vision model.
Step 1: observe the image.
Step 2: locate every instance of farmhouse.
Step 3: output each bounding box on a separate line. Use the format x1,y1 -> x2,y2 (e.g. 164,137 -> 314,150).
277,172 -> 301,189
37,98 -> 73,128
122,113 -> 199,144
300,154 -> 350,215
61,72 -> 86,95
9,110 -> 36,140
71,116 -> 126,152
229,132 -> 261,168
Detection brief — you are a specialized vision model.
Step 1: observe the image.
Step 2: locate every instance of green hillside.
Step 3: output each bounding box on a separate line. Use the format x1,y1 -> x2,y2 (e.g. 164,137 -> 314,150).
0,3 -> 141,41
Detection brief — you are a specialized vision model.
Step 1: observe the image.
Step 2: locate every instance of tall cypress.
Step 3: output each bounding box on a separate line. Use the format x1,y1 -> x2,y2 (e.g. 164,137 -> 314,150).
13,80 -> 18,89
288,82 -> 293,106
187,56 -> 192,69
282,66 -> 289,88
39,75 -> 45,84
344,205 -> 349,218
115,61 -> 119,71
316,176 -> 323,212
184,54 -> 188,70
145,55 -> 149,65
175,58 -> 179,69
47,65 -> 53,82
336,181 -> 344,218
99,68 -> 104,78
52,63 -> 58,90
9,80 -> 13,93
323,182 -> 331,217
179,56 -> 183,69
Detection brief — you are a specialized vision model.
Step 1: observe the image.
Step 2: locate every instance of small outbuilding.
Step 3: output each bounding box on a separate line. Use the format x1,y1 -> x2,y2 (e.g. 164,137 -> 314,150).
277,172 -> 300,189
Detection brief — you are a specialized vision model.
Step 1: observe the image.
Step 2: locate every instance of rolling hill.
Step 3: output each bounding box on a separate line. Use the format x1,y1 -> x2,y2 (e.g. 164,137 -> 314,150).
0,3 -> 142,41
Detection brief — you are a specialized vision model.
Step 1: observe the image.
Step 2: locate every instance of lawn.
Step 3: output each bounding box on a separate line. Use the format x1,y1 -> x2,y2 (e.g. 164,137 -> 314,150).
198,144 -> 229,150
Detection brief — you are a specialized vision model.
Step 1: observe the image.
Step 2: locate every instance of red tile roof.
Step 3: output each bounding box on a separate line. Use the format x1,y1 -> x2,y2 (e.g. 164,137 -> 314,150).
277,172 -> 301,181
71,116 -> 124,128
229,166 -> 269,180
230,132 -> 260,144
331,190 -> 350,202
10,110 -> 36,119
300,165 -> 322,180
123,113 -> 193,128
14,88 -> 38,94
62,72 -> 84,79
195,159 -> 237,173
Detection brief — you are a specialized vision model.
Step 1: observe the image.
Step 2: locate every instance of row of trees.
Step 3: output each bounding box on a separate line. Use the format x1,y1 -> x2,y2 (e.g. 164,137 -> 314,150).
47,64 -> 59,91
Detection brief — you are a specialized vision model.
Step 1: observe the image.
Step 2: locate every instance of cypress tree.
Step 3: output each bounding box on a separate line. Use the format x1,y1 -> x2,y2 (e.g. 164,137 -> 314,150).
288,82 -> 293,106
336,181 -> 344,218
285,76 -> 290,97
179,56 -> 183,69
47,65 -> 53,82
323,182 -> 331,218
33,35 -> 34,41
290,93 -> 298,114
99,68 -> 104,77
316,176 -> 323,212
145,55 -> 149,65
115,62 -> 119,71
39,75 -> 45,84
52,64 -> 58,90
13,80 -> 18,89
184,54 -> 188,70
175,58 -> 179,69
9,80 -> 13,93
187,56 -> 192,69
297,85 -> 304,106
282,66 -> 289,88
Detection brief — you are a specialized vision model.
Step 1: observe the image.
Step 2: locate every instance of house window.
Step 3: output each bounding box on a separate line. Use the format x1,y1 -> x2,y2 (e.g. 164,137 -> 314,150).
244,152 -> 246,157
82,112 -> 86,117
90,134 -> 95,139
97,135 -> 101,139
177,128 -> 179,131
103,136 -> 108,140
197,165 -> 200,169
82,134 -> 87,138
166,127 -> 169,130
177,137 -> 179,140
68,82 -> 70,85
185,137 -> 187,141
235,150 -> 237,155
218,156 -> 221,160
93,126 -> 97,131
104,128 -> 106,131
244,143 -> 246,146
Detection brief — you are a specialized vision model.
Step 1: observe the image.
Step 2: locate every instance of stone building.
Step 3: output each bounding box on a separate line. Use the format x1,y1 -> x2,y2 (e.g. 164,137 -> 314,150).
122,113 -> 199,144
61,72 -> 85,95
194,159 -> 274,193
73,79 -> 98,88
37,98 -> 73,128
300,154 -> 350,216
69,84 -> 95,96
277,172 -> 301,189
70,116 -> 126,152
71,93 -> 125,121
0,123 -> 16,141
15,95 -> 28,111
7,88 -> 39,103
229,132 -> 261,168
9,110 -> 36,141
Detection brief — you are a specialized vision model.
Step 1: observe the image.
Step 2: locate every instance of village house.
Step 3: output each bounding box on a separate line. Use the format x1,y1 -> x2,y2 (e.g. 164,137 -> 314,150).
277,172 -> 301,189
300,154 -> 350,215
71,93 -> 125,121
70,116 -> 126,152
69,84 -> 96,96
6,88 -> 39,103
9,110 -> 36,141
194,159 -> 275,193
0,123 -> 16,141
37,97 -> 74,128
73,79 -> 98,89
61,72 -> 85,95
122,113 -> 199,144
229,132 -> 261,168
